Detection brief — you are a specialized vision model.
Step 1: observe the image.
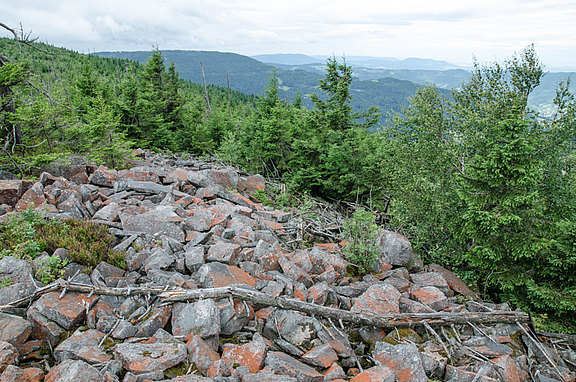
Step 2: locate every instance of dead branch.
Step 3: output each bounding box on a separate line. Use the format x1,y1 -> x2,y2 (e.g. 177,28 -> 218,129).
0,281 -> 531,330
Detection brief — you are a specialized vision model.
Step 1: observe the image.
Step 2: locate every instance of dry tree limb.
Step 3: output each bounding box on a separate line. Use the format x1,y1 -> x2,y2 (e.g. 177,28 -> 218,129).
1,281 -> 531,330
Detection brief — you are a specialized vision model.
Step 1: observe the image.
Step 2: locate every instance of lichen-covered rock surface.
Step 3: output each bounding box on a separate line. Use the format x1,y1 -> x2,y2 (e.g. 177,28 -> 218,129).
0,150 -> 574,381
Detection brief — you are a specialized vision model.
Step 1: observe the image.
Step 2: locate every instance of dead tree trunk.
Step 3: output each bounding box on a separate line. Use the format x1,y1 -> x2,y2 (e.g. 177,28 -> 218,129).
1,281 -> 531,330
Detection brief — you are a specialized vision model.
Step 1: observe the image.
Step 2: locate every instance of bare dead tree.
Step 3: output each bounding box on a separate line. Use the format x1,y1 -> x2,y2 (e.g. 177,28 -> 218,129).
200,62 -> 211,114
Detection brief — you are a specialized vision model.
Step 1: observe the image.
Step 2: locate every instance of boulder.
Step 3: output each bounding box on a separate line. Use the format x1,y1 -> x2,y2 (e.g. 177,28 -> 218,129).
350,365 -> 395,382
0,341 -> 18,373
28,291 -> 98,330
372,342 -> 427,382
171,299 -> 220,346
0,180 -> 22,207
221,333 -> 267,373
0,313 -> 32,347
377,231 -> 413,267
351,283 -> 401,315
114,340 -> 187,375
265,351 -> 324,382
120,205 -> 184,241
45,359 -> 105,382
54,329 -> 113,364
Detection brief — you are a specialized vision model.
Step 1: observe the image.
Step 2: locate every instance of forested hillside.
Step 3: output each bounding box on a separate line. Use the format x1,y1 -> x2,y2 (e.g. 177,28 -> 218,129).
2,35 -> 576,332
96,50 -> 436,118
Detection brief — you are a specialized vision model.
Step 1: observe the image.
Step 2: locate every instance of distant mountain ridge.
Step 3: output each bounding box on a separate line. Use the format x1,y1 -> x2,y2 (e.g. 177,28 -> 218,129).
96,50 -> 575,118
96,50 -> 442,119
253,54 -> 464,71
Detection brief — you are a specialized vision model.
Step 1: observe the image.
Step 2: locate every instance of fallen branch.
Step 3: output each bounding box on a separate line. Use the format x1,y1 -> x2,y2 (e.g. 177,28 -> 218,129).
1,281 -> 531,330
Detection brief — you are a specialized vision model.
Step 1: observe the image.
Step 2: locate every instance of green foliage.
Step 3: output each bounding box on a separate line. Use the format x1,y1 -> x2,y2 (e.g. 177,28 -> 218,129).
387,45 -> 576,328
0,62 -> 29,87
35,255 -> 68,284
0,209 -> 125,274
0,208 -> 54,260
342,208 -> 381,275
38,218 -> 126,269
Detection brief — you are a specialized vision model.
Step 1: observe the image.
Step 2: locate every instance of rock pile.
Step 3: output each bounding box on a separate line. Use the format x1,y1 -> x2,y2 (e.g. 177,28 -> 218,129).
0,150 -> 574,381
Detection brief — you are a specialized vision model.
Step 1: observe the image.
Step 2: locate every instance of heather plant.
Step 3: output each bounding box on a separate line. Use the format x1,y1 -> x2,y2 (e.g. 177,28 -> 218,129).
0,209 -> 125,272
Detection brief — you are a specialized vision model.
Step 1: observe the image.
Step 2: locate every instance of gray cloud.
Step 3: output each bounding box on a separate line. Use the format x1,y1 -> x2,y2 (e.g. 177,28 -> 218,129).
2,0 -> 575,70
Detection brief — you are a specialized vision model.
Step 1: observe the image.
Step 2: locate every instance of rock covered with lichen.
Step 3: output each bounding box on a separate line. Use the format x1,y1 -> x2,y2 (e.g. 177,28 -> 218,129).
0,149 -> 574,381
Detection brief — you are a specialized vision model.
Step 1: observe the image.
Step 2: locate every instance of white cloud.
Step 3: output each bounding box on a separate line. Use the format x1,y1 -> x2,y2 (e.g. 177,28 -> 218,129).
2,0 -> 575,69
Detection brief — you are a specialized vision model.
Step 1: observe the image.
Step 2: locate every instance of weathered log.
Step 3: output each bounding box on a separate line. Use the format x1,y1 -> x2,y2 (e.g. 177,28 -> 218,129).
159,284 -> 531,329
0,281 -> 530,330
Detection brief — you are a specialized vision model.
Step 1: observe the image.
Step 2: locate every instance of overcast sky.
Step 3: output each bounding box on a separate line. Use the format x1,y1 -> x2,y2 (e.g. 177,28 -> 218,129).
3,0 -> 576,70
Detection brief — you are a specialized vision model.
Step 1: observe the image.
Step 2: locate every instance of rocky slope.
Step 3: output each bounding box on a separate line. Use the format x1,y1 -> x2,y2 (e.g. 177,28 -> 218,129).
0,150 -> 574,382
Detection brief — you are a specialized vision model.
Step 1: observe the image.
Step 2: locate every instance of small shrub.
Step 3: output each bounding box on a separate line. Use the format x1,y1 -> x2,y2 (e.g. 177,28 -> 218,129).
35,255 -> 68,284
0,208 -> 54,260
0,209 -> 125,273
38,218 -> 126,269
342,207 -> 381,275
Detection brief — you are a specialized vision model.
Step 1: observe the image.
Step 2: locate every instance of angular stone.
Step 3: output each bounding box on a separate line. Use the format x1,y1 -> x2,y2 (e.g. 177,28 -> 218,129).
186,335 -> 220,375
219,298 -> 252,336
324,363 -> 347,381
444,365 -> 498,382
0,256 -> 34,283
92,202 -> 120,221
142,248 -> 175,273
114,340 -> 187,374
428,264 -> 479,300
206,242 -> 241,264
0,365 -> 44,382
350,365 -> 395,382
0,341 -> 18,373
291,250 -> 313,273
15,182 -> 45,210
54,328 -> 112,364
492,355 -> 525,382
91,261 -> 125,287
238,174 -> 265,193
89,166 -> 117,187
29,291 -> 98,330
462,336 -> 514,358
187,168 -> 239,189
172,299 -> 220,342
120,205 -> 184,241
0,313 -> 32,347
110,319 -> 138,339
377,231 -> 413,267
242,373 -> 297,382
185,246 -> 205,273
265,351 -> 324,382
197,262 -> 256,288
307,282 -> 336,306
301,344 -> 338,368
411,272 -> 452,296
372,342 -> 427,382
308,246 -> 348,277
409,286 -> 449,311
264,309 -> 322,348
186,209 -> 213,232
57,191 -> 88,218
45,359 -> 105,382
351,283 -> 401,315
279,256 -> 313,287
168,375 -> 215,381
316,327 -> 353,358
420,350 -> 447,380
0,180 -> 22,207
221,333 -> 267,373
135,305 -> 171,338
114,179 -> 172,194
26,309 -> 65,347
